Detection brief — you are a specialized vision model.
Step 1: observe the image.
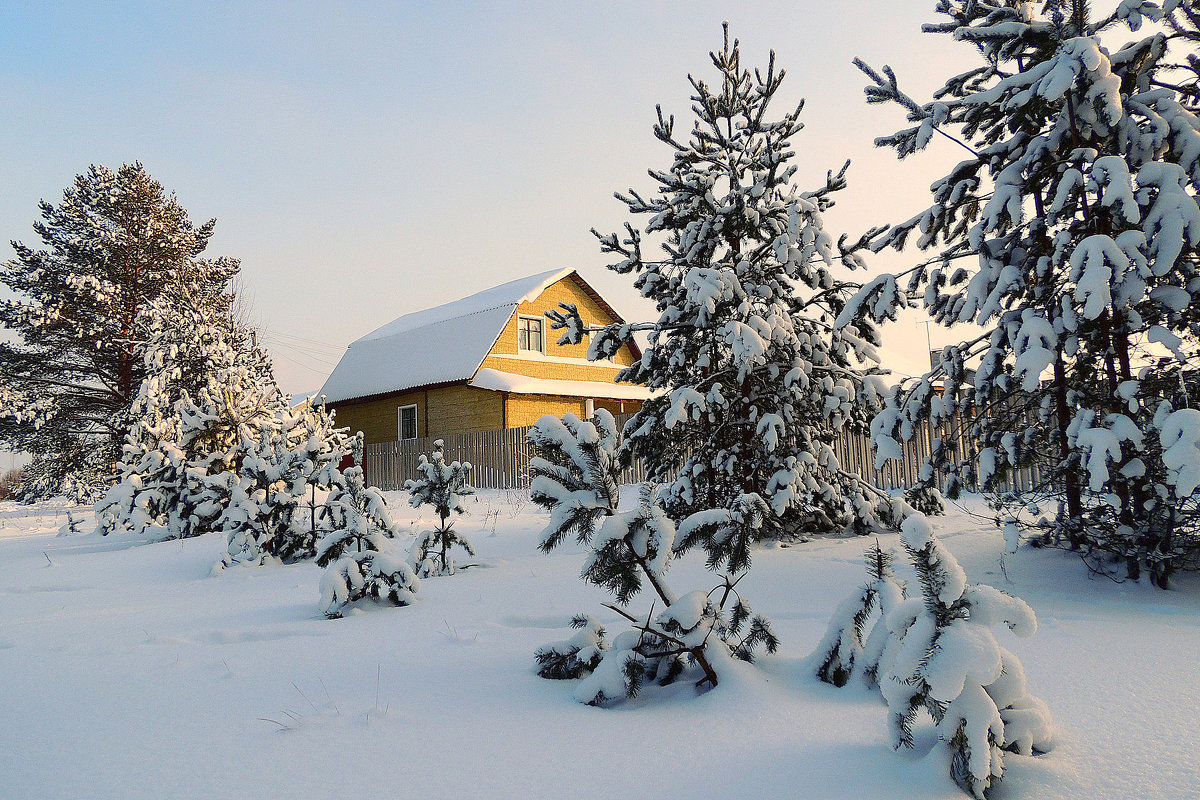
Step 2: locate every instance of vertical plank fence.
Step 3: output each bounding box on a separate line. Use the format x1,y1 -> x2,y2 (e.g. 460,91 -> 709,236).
363,412 -> 1034,495
364,414 -> 647,491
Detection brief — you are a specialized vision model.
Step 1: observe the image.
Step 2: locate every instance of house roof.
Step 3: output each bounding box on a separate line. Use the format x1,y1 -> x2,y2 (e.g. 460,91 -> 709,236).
319,268 -> 636,404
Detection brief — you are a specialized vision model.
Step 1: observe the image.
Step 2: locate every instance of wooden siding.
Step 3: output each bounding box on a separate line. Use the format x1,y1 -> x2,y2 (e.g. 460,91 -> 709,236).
331,389 -> 427,446
478,353 -> 632,383
505,393 -> 587,429
484,273 -> 636,378
332,385 -> 503,446
501,393 -> 643,428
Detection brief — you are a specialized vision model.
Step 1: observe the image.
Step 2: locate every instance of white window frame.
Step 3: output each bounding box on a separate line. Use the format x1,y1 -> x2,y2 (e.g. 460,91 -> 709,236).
517,314 -> 546,355
397,403 -> 418,441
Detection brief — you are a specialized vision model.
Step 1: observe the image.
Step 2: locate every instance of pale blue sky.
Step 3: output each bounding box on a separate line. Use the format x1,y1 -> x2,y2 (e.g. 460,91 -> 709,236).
1,1 -> 978,396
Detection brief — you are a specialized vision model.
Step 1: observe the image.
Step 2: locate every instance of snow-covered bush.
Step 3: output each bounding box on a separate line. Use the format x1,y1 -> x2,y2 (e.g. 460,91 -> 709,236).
213,398 -> 348,570
318,549 -> 420,620
812,540 -> 904,687
529,410 -> 777,704
404,439 -> 475,577
316,432 -> 417,618
96,298 -> 279,540
534,615 -> 608,680
550,25 -> 893,557
845,0 -> 1200,585
834,514 -> 1054,798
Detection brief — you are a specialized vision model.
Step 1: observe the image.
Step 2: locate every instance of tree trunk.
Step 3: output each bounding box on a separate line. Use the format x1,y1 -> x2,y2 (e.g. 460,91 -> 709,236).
1052,352 -> 1084,545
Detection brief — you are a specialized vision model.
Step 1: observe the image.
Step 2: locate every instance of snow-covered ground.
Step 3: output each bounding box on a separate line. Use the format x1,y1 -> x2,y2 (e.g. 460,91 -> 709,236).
1,492 -> 1196,800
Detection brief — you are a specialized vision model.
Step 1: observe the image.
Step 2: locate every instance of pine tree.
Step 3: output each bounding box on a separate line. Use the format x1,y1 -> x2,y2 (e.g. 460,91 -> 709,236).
0,163 -> 238,498
878,515 -> 1053,799
812,540 -> 904,687
316,432 -> 418,618
553,26 -> 893,571
95,299 -> 288,541
528,410 -> 777,704
404,439 -> 476,577
844,0 -> 1200,585
214,397 -> 348,568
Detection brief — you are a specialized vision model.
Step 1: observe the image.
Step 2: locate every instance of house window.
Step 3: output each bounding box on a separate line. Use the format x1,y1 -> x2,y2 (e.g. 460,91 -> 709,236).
518,316 -> 544,354
398,404 -> 418,441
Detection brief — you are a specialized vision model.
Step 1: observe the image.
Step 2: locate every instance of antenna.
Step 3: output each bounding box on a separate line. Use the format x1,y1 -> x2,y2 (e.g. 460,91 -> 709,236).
917,319 -> 936,370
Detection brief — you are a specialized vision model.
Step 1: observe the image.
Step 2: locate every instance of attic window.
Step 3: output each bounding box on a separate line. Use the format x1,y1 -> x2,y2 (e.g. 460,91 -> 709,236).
398,404 -> 418,441
518,316 -> 544,354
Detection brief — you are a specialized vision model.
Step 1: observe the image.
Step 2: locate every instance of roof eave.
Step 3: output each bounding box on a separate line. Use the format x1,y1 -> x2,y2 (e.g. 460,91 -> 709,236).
325,378 -> 471,407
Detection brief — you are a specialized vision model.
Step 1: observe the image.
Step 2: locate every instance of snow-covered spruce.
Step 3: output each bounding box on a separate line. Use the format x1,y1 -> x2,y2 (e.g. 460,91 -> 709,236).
528,411 -> 777,704
404,439 -> 475,578
318,549 -> 420,620
905,455 -> 947,517
846,0 -> 1200,585
214,398 -> 348,569
96,298 -> 279,540
317,432 -> 417,618
548,26 -> 893,566
873,515 -> 1053,799
534,615 -> 609,680
812,540 -> 904,687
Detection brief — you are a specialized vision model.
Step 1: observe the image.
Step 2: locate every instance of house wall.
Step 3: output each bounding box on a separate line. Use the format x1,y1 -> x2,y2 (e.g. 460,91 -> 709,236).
479,274 -> 638,382
504,393 -> 587,428
594,398 -> 640,418
503,394 -> 642,428
429,384 -> 504,437
331,385 -> 504,446
332,390 -> 426,446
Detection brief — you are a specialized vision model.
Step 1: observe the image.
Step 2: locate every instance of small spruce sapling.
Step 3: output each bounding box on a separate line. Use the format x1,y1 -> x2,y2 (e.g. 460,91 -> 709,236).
404,439 -> 476,577
534,615 -> 609,679
812,540 -> 904,687
882,515 -> 1052,798
529,410 -> 777,705
317,432 -> 418,618
59,510 -> 86,537
815,513 -> 1053,796
905,451 -> 947,517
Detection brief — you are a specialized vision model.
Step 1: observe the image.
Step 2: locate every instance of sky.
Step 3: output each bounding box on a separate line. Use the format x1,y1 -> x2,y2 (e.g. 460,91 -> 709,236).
0,0 -> 983,398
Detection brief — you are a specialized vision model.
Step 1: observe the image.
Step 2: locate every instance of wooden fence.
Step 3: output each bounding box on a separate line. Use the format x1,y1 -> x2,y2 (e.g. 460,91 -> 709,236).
363,412 -> 1041,495
364,414 -> 647,491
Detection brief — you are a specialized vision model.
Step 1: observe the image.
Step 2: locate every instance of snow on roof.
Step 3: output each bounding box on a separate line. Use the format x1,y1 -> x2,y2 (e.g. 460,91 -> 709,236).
320,268 -> 580,404
358,268 -> 572,342
469,368 -> 656,401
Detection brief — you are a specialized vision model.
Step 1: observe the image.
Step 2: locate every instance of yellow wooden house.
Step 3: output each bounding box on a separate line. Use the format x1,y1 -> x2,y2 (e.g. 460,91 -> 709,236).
320,268 -> 650,446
